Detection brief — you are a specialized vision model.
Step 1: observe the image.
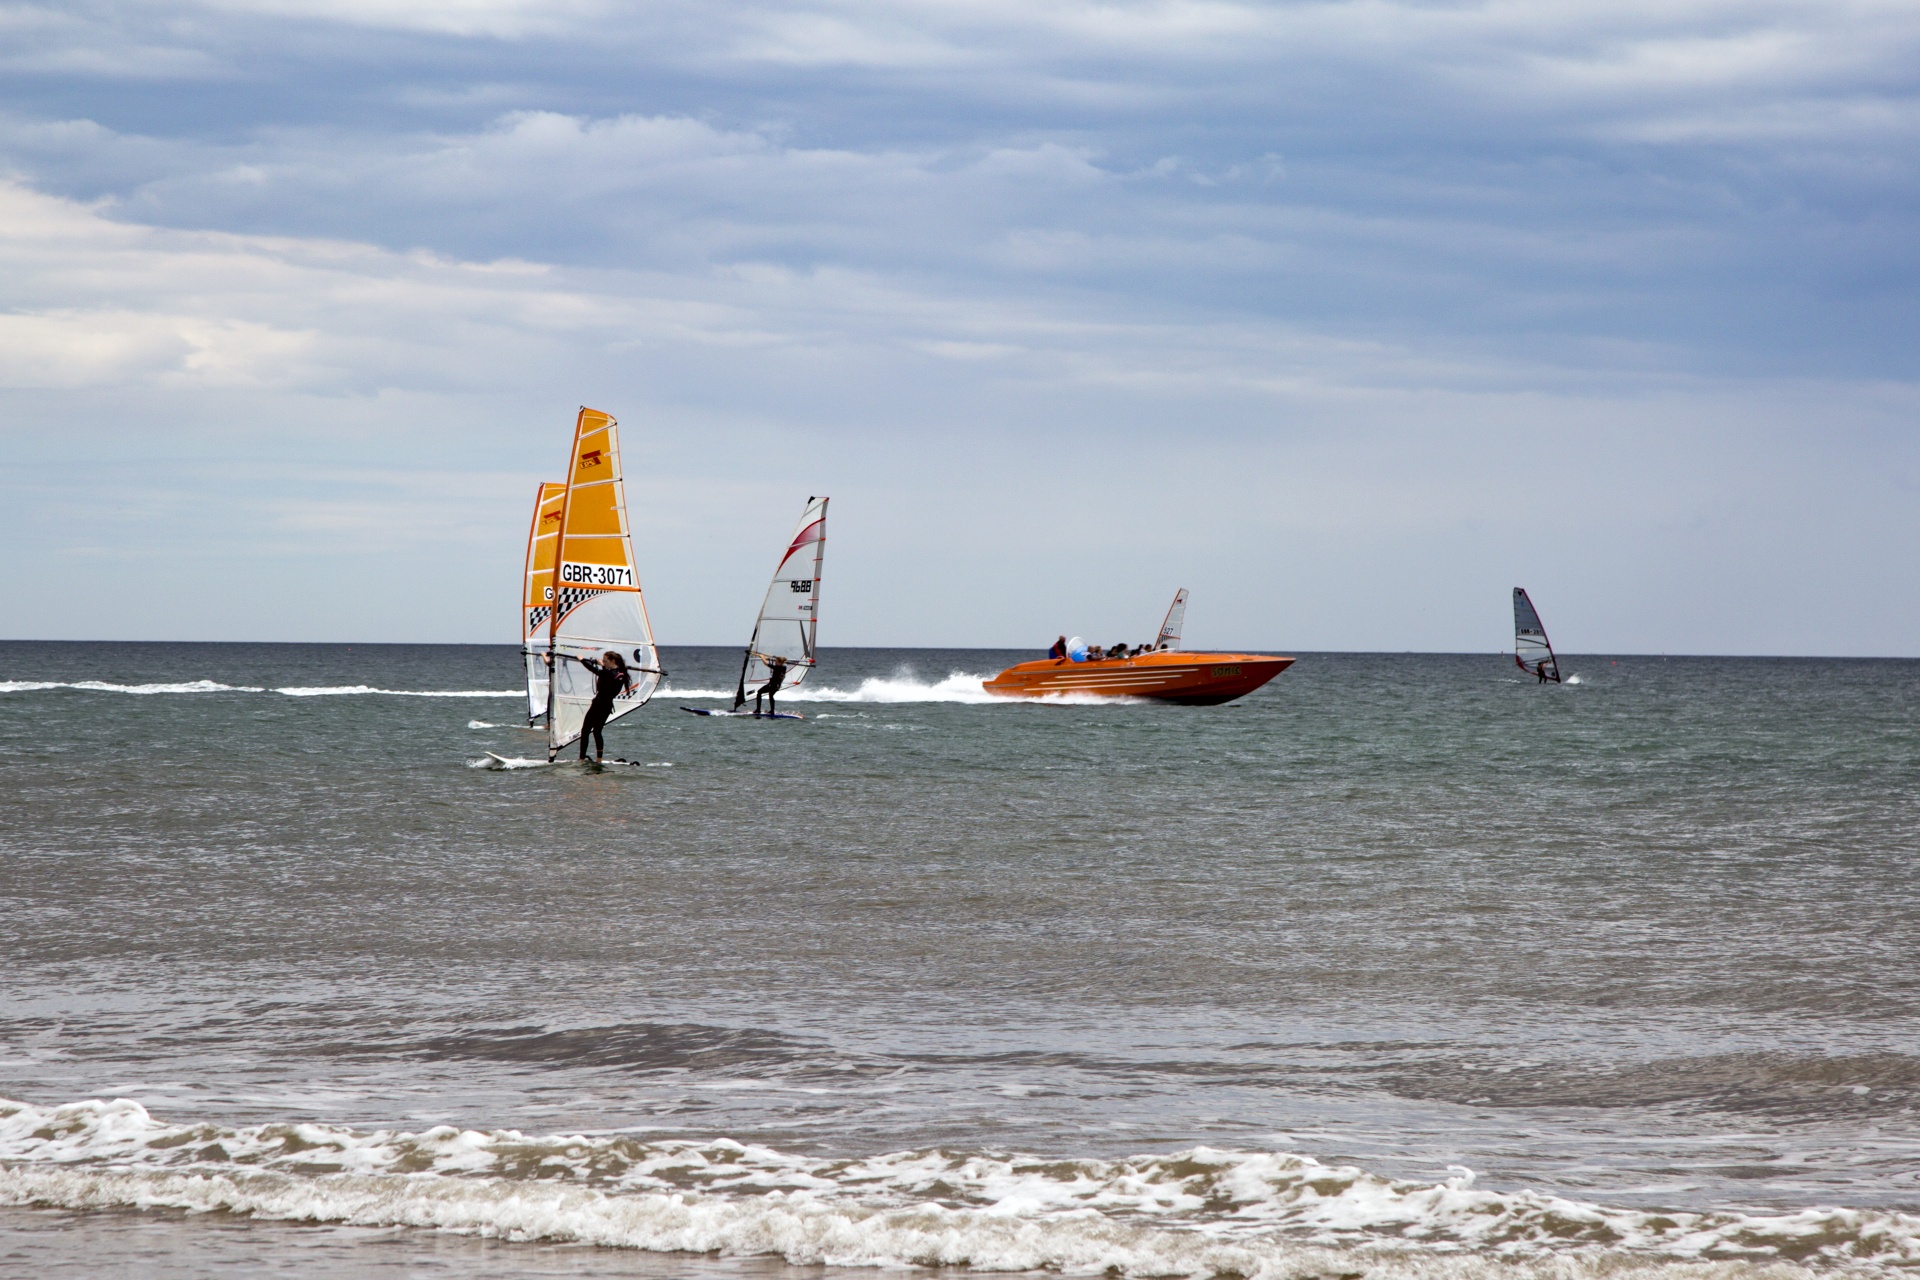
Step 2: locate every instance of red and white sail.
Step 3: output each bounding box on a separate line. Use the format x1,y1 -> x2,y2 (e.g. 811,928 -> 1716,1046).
734,496 -> 828,708
1513,587 -> 1561,683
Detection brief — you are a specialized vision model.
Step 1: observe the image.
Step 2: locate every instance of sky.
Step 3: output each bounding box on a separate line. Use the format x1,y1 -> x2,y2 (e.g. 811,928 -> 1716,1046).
1,0 -> 1917,653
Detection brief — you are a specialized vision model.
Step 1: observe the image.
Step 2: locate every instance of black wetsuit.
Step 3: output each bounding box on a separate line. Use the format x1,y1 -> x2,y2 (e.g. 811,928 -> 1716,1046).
578,658 -> 629,758
755,662 -> 789,716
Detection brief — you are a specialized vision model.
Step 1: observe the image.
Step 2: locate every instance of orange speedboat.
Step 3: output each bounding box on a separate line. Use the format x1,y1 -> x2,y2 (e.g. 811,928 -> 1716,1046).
984,649 -> 1293,704
983,590 -> 1294,706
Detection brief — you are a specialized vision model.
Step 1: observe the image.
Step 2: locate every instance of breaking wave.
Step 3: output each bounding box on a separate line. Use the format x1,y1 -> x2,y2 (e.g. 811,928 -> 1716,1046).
274,686 -> 523,697
0,679 -> 265,694
3,1097 -> 1915,1276
0,681 -> 518,698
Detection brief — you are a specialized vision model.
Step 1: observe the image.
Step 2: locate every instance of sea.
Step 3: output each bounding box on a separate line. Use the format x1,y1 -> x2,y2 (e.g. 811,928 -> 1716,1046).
2,642 -> 1918,1280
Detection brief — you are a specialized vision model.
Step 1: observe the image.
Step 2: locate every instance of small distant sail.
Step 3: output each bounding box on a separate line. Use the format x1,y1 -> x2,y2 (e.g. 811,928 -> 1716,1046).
1155,588 -> 1189,650
734,496 -> 828,709
546,408 -> 662,758
1513,587 -> 1561,683
520,481 -> 566,723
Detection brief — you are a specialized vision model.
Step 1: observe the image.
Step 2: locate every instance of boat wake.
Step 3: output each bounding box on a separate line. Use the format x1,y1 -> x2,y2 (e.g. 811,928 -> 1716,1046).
2,1096 -> 1914,1277
670,672 -> 1135,706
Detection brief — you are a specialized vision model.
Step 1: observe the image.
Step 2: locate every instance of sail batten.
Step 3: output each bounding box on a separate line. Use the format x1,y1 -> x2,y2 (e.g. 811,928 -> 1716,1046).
734,496 -> 829,708
1513,587 -> 1562,683
545,408 -> 661,758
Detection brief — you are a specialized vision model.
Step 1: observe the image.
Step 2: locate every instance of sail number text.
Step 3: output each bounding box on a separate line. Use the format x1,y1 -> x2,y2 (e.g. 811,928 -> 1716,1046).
559,561 -> 634,587
789,579 -> 814,593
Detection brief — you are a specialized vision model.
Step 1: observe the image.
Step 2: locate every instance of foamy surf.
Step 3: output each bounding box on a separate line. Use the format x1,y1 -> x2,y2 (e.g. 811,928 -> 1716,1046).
2,1098 -> 1913,1276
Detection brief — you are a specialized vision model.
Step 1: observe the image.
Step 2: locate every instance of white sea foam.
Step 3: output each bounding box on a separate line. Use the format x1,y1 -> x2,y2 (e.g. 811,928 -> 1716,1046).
468,720 -> 498,729
2,1097 -> 1912,1276
470,755 -> 550,769
672,672 -> 1132,707
0,680 -> 517,697
275,686 -> 521,698
41,679 -> 264,694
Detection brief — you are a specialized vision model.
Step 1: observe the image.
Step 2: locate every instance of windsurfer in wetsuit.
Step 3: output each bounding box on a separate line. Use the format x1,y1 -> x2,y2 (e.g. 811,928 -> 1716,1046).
754,654 -> 789,717
577,650 -> 633,760
1535,660 -> 1554,684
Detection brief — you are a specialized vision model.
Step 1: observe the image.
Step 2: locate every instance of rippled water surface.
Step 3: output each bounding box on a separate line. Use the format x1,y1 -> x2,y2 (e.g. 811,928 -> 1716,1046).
3,642 -> 1918,1277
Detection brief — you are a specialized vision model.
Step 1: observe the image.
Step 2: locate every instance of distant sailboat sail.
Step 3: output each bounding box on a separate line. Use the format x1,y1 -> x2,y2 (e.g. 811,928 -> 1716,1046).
1155,588 -> 1189,651
1513,587 -> 1561,683
733,496 -> 829,709
520,481 -> 566,723
546,408 -> 662,758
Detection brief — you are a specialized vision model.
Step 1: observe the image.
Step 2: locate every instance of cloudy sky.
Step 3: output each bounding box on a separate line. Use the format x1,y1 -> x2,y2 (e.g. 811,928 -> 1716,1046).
3,0 -> 1916,652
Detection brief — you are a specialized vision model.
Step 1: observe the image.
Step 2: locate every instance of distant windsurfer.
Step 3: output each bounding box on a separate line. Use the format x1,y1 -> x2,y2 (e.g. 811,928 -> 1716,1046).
1535,660 -> 1557,684
576,650 -> 633,760
755,654 -> 790,717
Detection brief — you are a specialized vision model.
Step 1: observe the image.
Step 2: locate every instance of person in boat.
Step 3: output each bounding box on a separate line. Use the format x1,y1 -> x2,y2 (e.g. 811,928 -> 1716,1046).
576,650 -> 633,761
755,654 -> 790,716
1106,642 -> 1127,660
1049,636 -> 1068,659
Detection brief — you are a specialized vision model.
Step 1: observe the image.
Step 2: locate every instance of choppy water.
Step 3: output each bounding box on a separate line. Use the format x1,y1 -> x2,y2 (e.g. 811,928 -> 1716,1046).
3,642 -> 1918,1278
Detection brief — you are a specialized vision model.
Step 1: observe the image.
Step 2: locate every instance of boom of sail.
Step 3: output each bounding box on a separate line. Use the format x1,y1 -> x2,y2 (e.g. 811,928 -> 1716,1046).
546,408 -> 662,758
1155,588 -> 1189,651
520,481 -> 566,723
1512,587 -> 1561,683
733,496 -> 829,709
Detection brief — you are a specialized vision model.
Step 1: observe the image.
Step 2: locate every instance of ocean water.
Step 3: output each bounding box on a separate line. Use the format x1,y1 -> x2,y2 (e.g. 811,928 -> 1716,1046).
3,642 -> 1918,1279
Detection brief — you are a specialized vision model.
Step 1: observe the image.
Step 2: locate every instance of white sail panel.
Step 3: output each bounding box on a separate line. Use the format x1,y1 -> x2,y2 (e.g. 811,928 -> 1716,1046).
547,408 -> 661,757
521,481 -> 565,723
1513,587 -> 1561,683
736,496 -> 828,707
1156,588 -> 1189,650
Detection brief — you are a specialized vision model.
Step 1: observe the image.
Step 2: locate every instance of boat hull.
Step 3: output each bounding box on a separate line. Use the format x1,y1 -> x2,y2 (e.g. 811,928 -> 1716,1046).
982,651 -> 1294,705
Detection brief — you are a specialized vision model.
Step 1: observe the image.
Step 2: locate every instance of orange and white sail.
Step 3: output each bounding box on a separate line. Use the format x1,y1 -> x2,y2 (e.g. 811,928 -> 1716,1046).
520,481 -> 566,723
545,407 -> 661,757
734,496 -> 828,708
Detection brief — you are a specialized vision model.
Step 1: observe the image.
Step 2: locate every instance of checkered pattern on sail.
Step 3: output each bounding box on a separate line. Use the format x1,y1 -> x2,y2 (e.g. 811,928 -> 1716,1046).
525,606 -> 551,635
557,586 -> 602,622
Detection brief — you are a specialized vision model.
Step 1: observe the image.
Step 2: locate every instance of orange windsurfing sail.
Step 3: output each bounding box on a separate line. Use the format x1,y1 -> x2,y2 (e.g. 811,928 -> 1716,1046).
519,481 -> 566,723
545,408 -> 661,757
